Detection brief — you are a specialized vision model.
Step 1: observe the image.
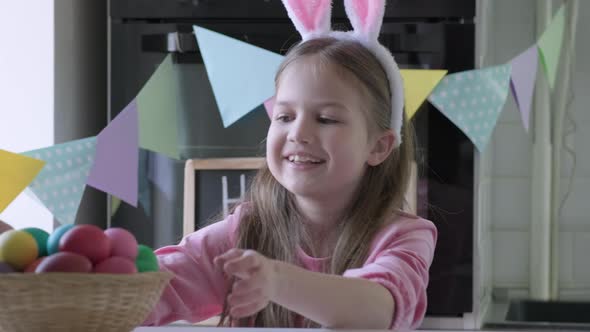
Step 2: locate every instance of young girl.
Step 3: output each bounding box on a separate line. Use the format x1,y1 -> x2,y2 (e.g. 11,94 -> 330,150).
144,0 -> 437,330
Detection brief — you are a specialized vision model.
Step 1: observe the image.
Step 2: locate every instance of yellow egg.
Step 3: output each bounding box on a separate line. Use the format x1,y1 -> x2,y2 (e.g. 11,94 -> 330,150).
0,230 -> 38,270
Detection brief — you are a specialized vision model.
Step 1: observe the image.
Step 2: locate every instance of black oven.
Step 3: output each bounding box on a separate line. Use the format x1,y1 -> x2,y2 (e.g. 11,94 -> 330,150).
109,0 -> 475,318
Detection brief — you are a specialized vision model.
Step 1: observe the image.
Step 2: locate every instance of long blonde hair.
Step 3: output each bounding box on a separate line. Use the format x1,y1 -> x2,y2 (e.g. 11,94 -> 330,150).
218,37 -> 415,327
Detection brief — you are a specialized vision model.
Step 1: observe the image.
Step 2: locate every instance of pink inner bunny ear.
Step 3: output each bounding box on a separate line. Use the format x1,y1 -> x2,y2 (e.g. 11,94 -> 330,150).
283,0 -> 332,38
345,0 -> 385,41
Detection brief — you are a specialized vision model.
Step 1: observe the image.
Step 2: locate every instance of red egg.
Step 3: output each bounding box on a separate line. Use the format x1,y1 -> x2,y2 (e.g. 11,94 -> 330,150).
24,257 -> 46,273
104,228 -> 138,260
35,252 -> 92,273
93,256 -> 137,274
59,225 -> 111,263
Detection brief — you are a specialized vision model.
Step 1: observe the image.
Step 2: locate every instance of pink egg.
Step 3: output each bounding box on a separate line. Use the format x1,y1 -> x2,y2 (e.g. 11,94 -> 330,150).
104,228 -> 138,260
93,256 -> 137,274
59,225 -> 111,263
35,252 -> 92,273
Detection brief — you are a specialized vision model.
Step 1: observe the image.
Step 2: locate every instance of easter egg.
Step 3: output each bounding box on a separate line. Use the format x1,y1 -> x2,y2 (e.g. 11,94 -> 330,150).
0,230 -> 38,270
135,245 -> 159,272
47,224 -> 75,255
35,252 -> 92,273
104,228 -> 138,260
0,262 -> 16,273
59,225 -> 111,263
24,257 -> 46,273
94,256 -> 137,274
22,227 -> 50,257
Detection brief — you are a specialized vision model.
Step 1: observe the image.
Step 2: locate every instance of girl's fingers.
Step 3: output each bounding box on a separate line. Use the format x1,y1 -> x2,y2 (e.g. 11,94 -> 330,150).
223,250 -> 260,276
229,298 -> 268,319
214,248 -> 244,269
228,288 -> 265,308
231,275 -> 264,296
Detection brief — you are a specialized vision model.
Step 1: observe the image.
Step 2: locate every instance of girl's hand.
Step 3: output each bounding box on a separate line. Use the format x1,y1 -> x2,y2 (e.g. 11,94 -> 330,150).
214,249 -> 278,318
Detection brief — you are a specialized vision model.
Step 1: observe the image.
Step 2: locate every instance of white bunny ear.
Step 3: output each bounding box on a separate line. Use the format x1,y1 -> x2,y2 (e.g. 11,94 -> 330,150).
282,0 -> 333,40
344,0 -> 385,43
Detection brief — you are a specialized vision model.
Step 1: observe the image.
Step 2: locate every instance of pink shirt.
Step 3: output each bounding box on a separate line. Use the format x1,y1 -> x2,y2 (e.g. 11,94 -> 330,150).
144,204 -> 437,330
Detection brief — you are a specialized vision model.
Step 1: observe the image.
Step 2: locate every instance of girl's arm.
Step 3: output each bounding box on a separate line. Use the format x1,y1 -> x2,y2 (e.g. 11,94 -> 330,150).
143,205 -> 243,326
217,216 -> 437,330
272,260 -> 394,329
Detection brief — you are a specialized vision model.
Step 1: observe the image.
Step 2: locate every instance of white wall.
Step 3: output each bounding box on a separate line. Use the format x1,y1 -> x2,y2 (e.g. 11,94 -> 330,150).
484,0 -> 590,299
0,1 -> 54,232
556,0 -> 590,299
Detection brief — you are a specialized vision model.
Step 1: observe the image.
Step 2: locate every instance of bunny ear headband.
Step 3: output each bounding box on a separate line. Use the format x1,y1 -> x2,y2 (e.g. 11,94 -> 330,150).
281,0 -> 405,147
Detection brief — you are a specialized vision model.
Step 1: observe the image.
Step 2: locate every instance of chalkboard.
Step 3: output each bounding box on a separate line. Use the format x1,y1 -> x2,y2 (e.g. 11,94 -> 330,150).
182,158 -> 264,236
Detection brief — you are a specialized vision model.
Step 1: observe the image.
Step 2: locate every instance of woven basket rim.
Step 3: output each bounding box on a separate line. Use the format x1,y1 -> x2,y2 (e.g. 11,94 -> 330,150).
0,271 -> 173,279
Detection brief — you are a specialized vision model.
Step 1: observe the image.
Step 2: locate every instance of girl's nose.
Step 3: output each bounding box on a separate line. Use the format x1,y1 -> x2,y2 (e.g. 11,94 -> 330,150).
287,118 -> 313,144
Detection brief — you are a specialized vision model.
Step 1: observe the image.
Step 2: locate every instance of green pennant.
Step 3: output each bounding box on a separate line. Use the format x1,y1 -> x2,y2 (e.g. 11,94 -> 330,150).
537,5 -> 566,90
136,55 -> 181,159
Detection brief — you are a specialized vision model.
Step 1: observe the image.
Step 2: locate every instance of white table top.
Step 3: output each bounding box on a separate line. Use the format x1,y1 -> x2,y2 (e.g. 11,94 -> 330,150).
133,327 -> 577,332
134,328 -> 445,332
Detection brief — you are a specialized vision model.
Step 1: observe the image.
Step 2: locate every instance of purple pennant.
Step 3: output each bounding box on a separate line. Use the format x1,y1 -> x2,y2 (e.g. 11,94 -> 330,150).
509,45 -> 538,132
87,99 -> 139,206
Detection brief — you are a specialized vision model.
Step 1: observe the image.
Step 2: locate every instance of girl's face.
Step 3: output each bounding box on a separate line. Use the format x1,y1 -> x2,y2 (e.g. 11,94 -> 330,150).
267,57 -> 383,206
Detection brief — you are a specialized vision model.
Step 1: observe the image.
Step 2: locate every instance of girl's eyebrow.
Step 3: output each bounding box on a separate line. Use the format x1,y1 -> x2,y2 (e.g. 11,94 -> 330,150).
275,100 -> 350,112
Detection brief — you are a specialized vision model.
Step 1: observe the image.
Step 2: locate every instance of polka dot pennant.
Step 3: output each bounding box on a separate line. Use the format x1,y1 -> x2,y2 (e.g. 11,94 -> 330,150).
428,64 -> 512,152
21,137 -> 97,225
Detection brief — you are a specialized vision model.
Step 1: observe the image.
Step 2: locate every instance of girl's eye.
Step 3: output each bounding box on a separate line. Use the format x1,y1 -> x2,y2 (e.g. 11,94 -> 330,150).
318,117 -> 338,124
275,114 -> 292,122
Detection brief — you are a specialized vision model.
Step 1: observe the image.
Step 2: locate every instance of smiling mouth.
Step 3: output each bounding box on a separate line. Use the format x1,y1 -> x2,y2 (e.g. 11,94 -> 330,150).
286,155 -> 325,164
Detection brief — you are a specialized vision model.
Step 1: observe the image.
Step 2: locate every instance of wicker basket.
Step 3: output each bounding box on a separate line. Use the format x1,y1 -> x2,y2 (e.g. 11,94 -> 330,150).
0,271 -> 173,332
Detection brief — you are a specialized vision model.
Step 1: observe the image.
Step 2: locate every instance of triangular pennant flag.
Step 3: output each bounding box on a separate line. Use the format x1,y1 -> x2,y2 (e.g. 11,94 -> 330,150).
110,149 -> 152,218
428,64 -> 512,152
0,150 -> 45,213
537,4 -> 565,90
110,196 -> 122,217
510,45 -> 538,132
400,69 -> 448,119
263,96 -> 275,119
24,187 -> 45,207
22,137 -> 97,225
136,55 -> 180,159
87,99 -> 139,206
193,25 -> 285,127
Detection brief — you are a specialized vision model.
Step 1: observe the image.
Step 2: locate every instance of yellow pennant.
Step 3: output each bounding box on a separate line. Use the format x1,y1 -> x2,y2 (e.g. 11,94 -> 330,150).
0,150 -> 45,213
401,69 -> 448,119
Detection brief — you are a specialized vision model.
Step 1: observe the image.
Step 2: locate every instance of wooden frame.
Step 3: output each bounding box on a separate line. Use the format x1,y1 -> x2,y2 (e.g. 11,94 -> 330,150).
182,158 -> 417,237
182,158 -> 265,237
